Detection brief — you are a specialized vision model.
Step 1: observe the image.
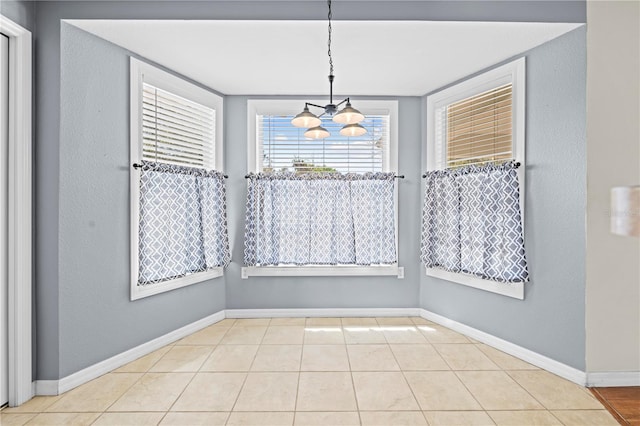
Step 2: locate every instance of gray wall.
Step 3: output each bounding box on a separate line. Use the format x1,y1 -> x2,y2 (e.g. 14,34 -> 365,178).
57,24 -> 226,378
35,0 -> 586,380
420,27 -> 587,370
0,0 -> 35,31
224,96 -> 422,309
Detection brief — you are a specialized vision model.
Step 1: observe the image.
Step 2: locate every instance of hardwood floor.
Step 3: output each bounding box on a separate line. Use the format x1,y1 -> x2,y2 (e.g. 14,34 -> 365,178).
591,387 -> 640,426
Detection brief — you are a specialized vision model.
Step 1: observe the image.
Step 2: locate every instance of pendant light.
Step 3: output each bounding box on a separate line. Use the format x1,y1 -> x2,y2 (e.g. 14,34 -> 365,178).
291,105 -> 322,128
305,126 -> 331,139
291,0 -> 366,139
333,102 -> 365,125
339,123 -> 367,137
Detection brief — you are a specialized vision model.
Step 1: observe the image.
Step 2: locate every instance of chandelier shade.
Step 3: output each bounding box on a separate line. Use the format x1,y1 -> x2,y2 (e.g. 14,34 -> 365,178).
339,123 -> 367,137
304,126 -> 331,139
291,106 -> 322,129
290,0 -> 367,140
333,102 -> 365,125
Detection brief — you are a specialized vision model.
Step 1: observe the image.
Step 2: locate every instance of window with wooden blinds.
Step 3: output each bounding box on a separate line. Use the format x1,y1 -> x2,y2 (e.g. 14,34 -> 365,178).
424,57 -> 526,298
444,83 -> 512,168
142,83 -> 216,170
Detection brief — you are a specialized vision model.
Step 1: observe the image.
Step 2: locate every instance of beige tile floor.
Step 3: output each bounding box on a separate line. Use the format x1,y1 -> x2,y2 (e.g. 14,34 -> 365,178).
1,317 -> 618,426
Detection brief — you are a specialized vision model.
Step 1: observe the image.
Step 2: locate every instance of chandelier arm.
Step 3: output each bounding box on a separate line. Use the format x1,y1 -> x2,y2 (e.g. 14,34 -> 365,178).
335,97 -> 349,108
305,102 -> 326,110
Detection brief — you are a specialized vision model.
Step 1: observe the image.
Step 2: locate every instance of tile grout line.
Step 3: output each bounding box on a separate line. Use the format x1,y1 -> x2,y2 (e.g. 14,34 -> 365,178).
90,366 -> 151,419
343,323 -> 364,426
502,369 -> 568,414
224,321 -> 268,424
385,330 -> 431,425
449,368 -> 490,414
163,323 -> 233,418
292,349 -> 302,425
292,320 -> 304,426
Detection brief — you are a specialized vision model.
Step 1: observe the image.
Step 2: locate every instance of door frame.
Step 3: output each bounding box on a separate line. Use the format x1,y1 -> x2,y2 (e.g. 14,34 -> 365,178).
0,14 -> 33,407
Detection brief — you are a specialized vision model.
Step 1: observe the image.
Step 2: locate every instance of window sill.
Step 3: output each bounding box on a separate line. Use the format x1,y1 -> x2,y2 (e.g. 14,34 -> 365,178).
425,267 -> 524,300
242,265 -> 404,279
131,267 -> 224,300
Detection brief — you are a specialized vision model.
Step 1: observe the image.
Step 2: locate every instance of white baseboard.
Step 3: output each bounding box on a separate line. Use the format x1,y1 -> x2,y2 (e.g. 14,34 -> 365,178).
34,380 -> 58,396
225,307 -> 422,318
34,310 -> 226,396
419,309 -> 588,386
586,371 -> 640,387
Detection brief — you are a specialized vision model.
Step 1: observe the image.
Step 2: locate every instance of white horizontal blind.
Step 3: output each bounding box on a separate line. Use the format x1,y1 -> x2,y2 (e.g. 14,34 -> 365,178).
440,83 -> 513,168
142,82 -> 216,170
258,115 -> 389,173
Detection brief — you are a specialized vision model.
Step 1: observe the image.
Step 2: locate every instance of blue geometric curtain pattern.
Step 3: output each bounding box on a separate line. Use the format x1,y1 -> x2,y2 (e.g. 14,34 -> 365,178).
244,172 -> 397,266
138,161 -> 230,286
420,160 -> 529,283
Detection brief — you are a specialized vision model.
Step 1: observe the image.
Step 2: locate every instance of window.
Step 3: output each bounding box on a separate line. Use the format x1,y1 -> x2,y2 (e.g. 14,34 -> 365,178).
141,83 -> 217,169
425,58 -> 525,299
244,99 -> 402,278
130,58 -> 225,300
444,83 -> 513,168
248,100 -> 397,174
258,114 -> 389,173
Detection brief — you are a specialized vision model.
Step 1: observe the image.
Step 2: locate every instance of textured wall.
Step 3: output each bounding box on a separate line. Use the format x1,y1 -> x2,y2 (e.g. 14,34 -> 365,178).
585,1 -> 640,373
420,27 -> 587,370
224,96 -> 422,309
0,1 -> 35,30
57,24 -> 226,378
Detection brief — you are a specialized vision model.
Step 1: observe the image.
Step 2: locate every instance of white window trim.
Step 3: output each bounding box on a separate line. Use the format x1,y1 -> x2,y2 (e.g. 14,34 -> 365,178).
0,14 -> 33,407
242,266 -> 404,279
129,58 -> 224,301
244,99 -> 402,279
424,58 -> 526,300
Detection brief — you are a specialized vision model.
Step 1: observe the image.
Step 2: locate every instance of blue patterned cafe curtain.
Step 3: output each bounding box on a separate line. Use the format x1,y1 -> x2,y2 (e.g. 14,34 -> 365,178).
420,161 -> 529,283
244,172 -> 397,266
138,161 -> 230,285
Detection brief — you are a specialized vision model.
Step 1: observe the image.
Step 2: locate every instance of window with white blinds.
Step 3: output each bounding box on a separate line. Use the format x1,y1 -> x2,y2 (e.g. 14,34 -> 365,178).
142,83 -> 216,170
130,58 -> 224,299
427,58 -> 525,172
258,114 -> 389,173
443,83 -> 512,168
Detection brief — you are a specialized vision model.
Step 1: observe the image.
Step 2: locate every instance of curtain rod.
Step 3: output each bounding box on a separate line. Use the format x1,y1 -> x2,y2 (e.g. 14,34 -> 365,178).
421,162 -> 521,178
132,163 -> 228,179
244,174 -> 405,179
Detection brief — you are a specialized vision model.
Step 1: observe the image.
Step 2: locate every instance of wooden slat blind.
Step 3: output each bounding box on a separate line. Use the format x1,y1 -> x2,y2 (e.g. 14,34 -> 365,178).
444,83 -> 513,168
258,114 -> 389,174
142,83 -> 216,169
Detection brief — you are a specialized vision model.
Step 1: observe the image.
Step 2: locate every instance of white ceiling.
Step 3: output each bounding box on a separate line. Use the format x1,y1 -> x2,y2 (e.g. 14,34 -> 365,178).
67,20 -> 581,96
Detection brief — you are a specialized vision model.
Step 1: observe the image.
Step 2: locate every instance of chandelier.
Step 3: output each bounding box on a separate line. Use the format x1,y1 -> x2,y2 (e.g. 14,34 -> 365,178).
290,0 -> 367,139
